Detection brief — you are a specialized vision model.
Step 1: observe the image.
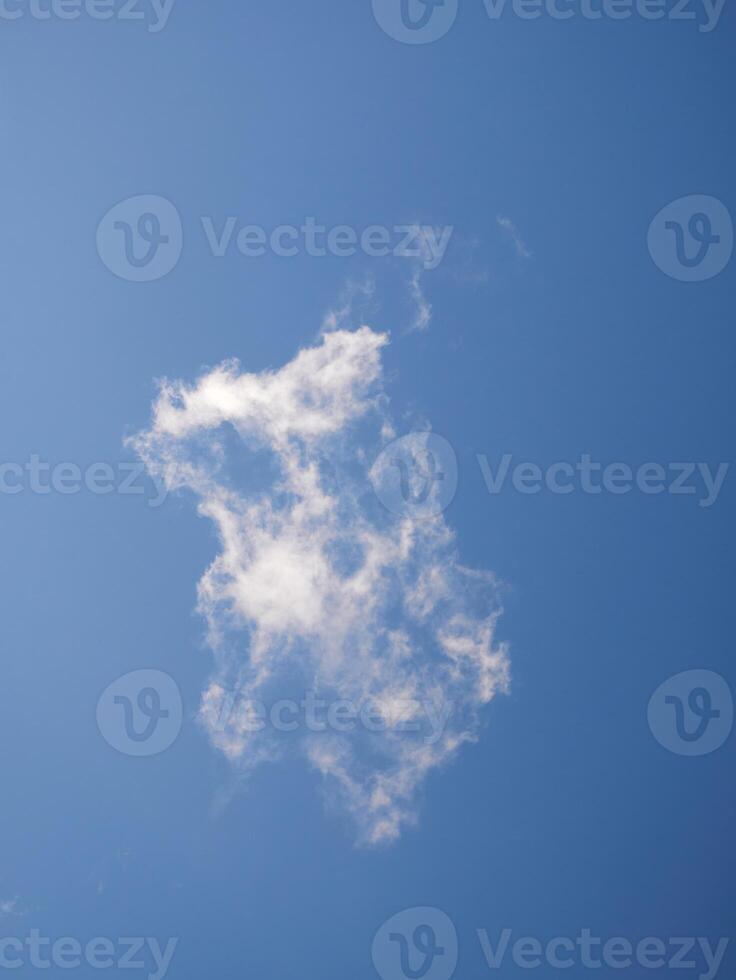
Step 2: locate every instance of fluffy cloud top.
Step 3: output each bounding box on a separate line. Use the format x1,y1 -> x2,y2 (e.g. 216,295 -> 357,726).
132,326 -> 509,845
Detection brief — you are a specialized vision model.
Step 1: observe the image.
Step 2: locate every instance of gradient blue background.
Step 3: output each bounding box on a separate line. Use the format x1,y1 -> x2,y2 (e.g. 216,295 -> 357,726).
1,2 -> 734,977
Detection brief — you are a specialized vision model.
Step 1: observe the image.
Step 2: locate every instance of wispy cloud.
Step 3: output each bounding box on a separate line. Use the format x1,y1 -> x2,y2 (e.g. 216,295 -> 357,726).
408,266 -> 432,332
321,274 -> 376,333
402,224 -> 451,332
497,215 -> 532,259
0,897 -> 25,918
132,325 -> 509,845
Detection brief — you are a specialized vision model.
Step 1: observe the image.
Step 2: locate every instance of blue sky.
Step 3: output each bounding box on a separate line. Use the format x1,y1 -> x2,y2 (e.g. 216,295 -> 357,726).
0,2 -> 734,979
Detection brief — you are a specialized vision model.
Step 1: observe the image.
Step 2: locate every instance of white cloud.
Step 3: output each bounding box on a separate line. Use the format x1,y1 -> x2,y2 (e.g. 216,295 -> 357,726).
403,225 -> 439,332
409,267 -> 433,332
321,274 -> 376,333
497,215 -> 532,259
0,898 -> 24,918
132,325 -> 509,845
